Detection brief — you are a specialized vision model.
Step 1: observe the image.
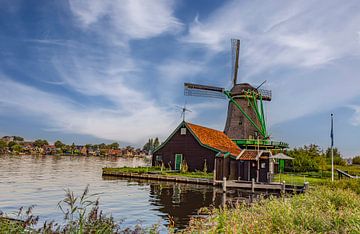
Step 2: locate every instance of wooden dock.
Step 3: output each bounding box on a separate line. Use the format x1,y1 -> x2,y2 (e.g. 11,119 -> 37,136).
102,170 -> 215,185
222,179 -> 308,193
102,169 -> 308,193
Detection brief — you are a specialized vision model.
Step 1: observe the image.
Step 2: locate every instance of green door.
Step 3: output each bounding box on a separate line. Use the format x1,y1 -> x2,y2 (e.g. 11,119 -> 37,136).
175,154 -> 183,170
279,159 -> 285,173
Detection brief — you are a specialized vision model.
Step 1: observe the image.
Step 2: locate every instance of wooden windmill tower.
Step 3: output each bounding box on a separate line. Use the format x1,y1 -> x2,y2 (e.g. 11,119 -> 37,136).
184,39 -> 287,149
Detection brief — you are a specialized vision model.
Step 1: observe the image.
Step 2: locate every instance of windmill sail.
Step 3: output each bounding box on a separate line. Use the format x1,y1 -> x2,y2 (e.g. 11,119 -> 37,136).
231,39 -> 240,86
184,83 -> 226,99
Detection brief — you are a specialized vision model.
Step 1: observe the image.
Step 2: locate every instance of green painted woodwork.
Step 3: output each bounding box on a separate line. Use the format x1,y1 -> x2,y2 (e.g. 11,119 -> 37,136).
233,139 -> 289,149
279,159 -> 285,173
224,90 -> 269,139
175,154 -> 183,170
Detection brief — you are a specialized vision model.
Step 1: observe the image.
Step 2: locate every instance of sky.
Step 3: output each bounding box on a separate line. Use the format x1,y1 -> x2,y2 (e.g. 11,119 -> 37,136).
0,0 -> 360,156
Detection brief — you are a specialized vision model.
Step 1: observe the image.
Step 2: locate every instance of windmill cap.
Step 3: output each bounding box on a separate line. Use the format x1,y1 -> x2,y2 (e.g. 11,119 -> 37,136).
230,83 -> 272,101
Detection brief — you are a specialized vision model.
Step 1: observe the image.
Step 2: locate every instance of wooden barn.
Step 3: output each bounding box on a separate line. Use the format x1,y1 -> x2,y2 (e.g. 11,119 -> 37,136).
152,122 -> 241,172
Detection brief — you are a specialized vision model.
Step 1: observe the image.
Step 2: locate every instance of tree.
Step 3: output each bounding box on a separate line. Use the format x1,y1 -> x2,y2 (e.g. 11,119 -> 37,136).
71,143 -> 76,154
325,147 -> 346,166
11,144 -> 22,153
14,136 -> 24,141
352,156 -> 360,165
154,137 -> 160,148
13,136 -> 24,141
99,143 -> 107,149
0,140 -> 7,153
143,137 -> 160,152
109,142 -> 119,149
287,144 -> 323,172
34,139 -> 48,148
54,140 -> 65,149
8,141 -> 16,148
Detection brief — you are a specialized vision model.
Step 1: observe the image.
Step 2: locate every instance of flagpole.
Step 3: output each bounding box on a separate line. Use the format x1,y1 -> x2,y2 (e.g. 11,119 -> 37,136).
331,114 -> 334,182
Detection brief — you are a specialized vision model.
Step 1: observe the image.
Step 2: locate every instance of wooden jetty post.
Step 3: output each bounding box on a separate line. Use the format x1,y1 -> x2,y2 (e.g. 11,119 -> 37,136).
222,177 -> 227,193
251,178 -> 255,193
304,182 -> 309,191
281,181 -> 286,193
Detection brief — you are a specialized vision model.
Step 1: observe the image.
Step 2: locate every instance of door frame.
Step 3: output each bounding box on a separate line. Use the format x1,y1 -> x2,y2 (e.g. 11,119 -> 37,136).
174,154 -> 183,170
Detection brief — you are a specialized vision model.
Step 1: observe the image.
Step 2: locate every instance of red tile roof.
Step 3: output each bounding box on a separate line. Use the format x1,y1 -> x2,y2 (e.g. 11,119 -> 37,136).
186,122 -> 241,156
238,150 -> 259,160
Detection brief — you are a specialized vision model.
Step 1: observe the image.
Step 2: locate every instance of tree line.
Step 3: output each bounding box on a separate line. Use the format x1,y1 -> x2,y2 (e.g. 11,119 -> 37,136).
286,144 -> 357,172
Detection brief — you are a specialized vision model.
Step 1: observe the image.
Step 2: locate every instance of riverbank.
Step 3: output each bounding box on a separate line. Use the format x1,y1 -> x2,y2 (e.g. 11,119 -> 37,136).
182,180 -> 360,233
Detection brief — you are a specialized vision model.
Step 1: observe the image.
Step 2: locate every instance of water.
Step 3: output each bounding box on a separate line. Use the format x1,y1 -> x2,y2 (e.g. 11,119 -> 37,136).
0,155 -> 252,231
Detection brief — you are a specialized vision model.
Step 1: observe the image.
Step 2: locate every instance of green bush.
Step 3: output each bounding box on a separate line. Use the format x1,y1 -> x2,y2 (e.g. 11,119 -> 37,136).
352,156 -> 360,165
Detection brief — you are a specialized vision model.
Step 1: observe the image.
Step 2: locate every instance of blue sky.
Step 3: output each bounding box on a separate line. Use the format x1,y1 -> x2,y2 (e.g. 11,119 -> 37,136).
0,0 -> 360,156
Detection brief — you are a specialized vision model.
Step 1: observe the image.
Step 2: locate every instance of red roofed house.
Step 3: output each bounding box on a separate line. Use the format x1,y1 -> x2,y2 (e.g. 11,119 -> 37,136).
215,149 -> 272,182
152,122 -> 241,173
153,121 -> 274,183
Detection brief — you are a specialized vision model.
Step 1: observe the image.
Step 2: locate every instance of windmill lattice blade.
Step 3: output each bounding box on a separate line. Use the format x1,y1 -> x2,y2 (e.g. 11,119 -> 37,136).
258,89 -> 272,100
184,83 -> 226,99
231,39 -> 240,86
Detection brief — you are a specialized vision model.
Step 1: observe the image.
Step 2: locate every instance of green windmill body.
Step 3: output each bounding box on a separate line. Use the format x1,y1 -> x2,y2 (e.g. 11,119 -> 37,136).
184,39 -> 288,150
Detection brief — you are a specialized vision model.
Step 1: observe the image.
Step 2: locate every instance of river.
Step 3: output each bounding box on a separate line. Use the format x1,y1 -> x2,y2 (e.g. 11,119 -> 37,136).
0,155 -> 252,231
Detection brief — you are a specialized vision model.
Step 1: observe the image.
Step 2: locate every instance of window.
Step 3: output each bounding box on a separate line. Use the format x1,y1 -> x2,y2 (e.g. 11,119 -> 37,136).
180,128 -> 186,135
155,155 -> 162,161
261,162 -> 266,169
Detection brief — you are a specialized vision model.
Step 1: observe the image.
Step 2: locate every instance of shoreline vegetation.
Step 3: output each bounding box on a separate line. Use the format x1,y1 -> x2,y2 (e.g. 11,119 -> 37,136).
103,166 -> 213,179
0,135 -> 160,158
2,180 -> 360,233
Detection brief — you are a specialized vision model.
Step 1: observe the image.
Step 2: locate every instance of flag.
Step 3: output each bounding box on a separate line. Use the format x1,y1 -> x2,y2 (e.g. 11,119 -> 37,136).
330,114 -> 334,147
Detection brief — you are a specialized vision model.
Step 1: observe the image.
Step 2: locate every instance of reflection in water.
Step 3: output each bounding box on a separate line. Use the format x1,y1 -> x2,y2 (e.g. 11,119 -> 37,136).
103,177 -> 262,230
0,155 -> 265,231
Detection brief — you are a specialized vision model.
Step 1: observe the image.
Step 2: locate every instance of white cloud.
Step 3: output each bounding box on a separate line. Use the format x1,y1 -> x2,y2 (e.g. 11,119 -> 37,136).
182,0 -> 360,125
0,77 -> 177,144
69,0 -> 183,39
349,105 -> 360,126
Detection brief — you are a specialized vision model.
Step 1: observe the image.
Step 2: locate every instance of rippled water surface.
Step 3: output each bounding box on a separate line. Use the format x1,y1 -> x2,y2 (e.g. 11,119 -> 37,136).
0,155 -> 234,231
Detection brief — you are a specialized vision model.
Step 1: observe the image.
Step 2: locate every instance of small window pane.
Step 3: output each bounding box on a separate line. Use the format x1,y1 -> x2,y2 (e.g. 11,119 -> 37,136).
180,128 -> 186,135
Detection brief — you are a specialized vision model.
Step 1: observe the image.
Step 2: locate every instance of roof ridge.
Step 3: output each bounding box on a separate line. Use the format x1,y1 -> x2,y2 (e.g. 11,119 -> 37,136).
186,122 -> 223,134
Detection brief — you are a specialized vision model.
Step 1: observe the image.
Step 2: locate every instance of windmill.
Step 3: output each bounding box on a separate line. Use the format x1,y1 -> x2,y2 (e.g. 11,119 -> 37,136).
184,39 -> 277,147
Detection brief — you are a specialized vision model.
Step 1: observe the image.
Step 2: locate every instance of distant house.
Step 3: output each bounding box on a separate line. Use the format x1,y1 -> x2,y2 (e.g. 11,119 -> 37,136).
108,149 -> 121,156
152,122 -> 241,172
44,145 -> 56,155
80,146 -> 88,156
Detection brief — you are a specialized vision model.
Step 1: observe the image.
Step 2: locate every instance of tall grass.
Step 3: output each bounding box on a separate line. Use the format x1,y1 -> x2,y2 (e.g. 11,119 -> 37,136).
0,186 -> 160,233
184,181 -> 360,233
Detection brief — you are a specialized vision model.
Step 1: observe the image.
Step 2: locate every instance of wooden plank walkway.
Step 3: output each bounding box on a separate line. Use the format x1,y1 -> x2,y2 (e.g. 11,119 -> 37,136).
102,170 -> 216,185
336,169 -> 359,179
102,170 -> 308,193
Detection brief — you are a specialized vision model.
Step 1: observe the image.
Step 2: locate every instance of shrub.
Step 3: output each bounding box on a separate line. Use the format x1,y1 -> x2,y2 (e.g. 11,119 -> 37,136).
352,156 -> 360,165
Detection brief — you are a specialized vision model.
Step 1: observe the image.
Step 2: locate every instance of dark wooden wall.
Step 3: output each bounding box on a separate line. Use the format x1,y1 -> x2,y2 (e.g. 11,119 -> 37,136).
152,126 -> 216,172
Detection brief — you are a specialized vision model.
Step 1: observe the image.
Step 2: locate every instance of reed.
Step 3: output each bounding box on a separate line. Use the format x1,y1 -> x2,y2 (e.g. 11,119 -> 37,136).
184,181 -> 360,233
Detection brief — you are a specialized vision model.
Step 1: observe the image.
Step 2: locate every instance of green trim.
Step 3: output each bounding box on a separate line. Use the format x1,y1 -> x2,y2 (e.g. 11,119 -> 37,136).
232,139 -> 289,149
153,121 -> 186,154
224,90 -> 268,138
216,152 -> 233,159
245,91 -> 265,136
259,94 -> 267,136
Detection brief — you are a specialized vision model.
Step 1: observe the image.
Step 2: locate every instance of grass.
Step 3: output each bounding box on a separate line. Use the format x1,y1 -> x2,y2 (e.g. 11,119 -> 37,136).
274,164 -> 360,186
103,166 -> 161,174
103,166 -> 213,179
0,186 -> 160,234
184,180 -> 360,233
273,174 -> 329,186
